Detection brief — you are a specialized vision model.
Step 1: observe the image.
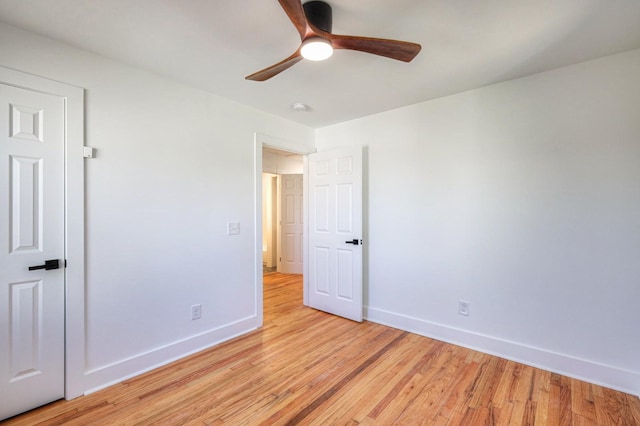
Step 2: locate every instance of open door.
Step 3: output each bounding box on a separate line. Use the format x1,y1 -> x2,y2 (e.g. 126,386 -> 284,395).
307,146 -> 363,322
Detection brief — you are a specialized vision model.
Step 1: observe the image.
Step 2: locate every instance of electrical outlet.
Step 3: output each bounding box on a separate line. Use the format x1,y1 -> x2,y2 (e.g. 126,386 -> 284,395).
191,304 -> 202,320
458,300 -> 470,316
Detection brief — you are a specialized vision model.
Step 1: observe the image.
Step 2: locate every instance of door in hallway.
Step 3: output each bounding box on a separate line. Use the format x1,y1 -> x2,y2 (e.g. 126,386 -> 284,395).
279,174 -> 303,274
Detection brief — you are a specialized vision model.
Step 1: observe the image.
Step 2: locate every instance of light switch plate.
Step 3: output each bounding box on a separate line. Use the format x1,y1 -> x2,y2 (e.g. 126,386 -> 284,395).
227,222 -> 240,235
83,146 -> 95,158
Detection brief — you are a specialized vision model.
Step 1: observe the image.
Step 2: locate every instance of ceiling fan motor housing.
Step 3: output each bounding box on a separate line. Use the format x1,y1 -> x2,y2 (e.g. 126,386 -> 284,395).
303,1 -> 332,33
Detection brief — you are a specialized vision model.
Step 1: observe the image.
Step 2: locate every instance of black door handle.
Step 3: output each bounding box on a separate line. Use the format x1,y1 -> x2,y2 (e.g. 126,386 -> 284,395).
28,259 -> 60,271
345,239 -> 361,245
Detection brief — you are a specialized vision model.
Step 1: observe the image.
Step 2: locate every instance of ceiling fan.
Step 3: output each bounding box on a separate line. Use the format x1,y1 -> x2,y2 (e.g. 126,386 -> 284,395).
245,0 -> 422,81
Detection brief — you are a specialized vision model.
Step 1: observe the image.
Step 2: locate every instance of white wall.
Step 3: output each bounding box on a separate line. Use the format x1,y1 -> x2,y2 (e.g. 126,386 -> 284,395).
316,49 -> 640,394
0,23 -> 314,392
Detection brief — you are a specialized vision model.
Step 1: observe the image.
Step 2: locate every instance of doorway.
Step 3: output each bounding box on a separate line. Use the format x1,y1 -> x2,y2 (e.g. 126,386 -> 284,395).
262,147 -> 304,276
254,134 -> 313,325
254,134 -> 365,325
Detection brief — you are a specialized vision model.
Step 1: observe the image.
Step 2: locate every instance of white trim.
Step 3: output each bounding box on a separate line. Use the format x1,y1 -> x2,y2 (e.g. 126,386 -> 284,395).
0,66 -> 85,400
257,133 -> 314,156
302,155 -> 309,306
83,316 -> 258,394
275,174 -> 281,273
366,306 -> 640,396
254,135 -> 264,327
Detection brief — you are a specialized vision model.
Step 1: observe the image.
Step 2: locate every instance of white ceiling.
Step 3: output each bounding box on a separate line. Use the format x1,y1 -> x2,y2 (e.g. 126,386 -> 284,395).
1,0 -> 640,128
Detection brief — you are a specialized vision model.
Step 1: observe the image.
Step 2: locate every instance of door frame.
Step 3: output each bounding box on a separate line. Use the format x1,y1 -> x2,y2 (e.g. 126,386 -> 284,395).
254,133 -> 314,325
0,66 -> 85,399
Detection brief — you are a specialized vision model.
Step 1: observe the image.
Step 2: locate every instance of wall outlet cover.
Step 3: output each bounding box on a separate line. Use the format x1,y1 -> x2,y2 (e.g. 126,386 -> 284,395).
191,304 -> 202,320
458,300 -> 470,316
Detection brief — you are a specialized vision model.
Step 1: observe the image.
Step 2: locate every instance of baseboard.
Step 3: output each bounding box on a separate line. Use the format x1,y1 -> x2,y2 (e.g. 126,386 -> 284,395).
365,307 -> 640,397
83,316 -> 259,394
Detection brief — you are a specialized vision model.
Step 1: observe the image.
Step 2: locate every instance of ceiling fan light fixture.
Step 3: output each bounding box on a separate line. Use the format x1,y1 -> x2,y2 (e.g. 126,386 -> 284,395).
301,37 -> 333,61
244,0 -> 421,81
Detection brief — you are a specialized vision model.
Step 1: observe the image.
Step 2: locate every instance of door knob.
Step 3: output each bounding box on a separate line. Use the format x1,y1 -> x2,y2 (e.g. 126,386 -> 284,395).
28,259 -> 60,271
345,239 -> 361,245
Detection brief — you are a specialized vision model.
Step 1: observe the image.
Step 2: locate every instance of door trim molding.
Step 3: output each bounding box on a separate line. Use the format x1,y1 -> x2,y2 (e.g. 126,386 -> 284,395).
302,156 -> 309,306
0,66 -> 85,399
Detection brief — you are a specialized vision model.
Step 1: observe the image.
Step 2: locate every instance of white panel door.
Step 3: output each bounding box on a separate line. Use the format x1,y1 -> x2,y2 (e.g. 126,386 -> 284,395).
0,84 -> 65,420
308,147 -> 363,322
279,174 -> 303,274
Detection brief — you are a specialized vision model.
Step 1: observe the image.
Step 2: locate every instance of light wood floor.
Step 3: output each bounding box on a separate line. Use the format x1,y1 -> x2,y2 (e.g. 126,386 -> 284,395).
6,273 -> 640,425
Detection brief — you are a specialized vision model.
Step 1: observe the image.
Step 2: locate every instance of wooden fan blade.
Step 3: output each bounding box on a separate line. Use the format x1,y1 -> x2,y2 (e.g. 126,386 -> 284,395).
278,0 -> 312,39
245,50 -> 304,81
328,34 -> 421,62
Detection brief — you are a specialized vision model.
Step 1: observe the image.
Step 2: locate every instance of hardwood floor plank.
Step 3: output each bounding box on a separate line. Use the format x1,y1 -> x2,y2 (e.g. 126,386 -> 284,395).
572,378 -> 597,420
252,328 -> 406,425
4,273 -> 639,425
365,339 -> 447,420
627,394 -> 640,425
436,359 -> 483,421
493,402 -> 515,426
305,335 -> 428,424
534,370 -> 551,426
547,382 -> 563,426
559,375 -> 575,425
282,332 -> 408,424
492,359 -> 517,409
